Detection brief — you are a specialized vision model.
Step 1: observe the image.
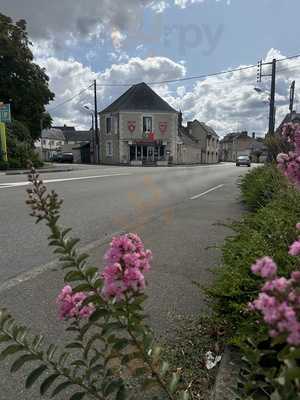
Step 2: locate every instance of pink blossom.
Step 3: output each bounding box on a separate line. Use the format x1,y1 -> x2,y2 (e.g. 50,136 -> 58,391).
101,233 -> 152,301
292,271 -> 300,281
296,223 -> 300,230
56,286 -> 94,320
251,257 -> 277,278
289,240 -> 300,256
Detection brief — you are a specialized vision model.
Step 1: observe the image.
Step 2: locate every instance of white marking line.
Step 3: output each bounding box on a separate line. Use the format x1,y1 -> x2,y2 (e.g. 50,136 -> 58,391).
0,173 -> 132,189
190,184 -> 224,200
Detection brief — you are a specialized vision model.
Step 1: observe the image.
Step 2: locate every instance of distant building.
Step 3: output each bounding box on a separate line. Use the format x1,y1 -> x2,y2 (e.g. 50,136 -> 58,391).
98,82 -> 219,165
35,127 -> 92,163
220,131 -> 266,162
35,128 -> 65,161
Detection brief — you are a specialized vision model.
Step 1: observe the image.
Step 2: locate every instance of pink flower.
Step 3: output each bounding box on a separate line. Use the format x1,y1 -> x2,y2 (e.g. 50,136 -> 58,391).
296,223 -> 300,230
101,233 -> 152,301
272,277 -> 290,293
56,286 -> 94,320
251,257 -> 277,279
289,240 -> 300,256
292,271 -> 300,281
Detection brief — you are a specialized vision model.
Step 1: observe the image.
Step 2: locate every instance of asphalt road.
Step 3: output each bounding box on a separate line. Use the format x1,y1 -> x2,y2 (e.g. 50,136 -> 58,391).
0,162 -> 254,399
0,163 -> 251,284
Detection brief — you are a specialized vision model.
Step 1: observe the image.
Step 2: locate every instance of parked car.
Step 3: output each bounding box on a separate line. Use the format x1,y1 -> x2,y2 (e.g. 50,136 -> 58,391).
60,153 -> 74,163
236,155 -> 251,167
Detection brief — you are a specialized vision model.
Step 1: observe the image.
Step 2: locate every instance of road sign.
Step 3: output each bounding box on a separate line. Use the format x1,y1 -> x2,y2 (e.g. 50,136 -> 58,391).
0,104 -> 11,123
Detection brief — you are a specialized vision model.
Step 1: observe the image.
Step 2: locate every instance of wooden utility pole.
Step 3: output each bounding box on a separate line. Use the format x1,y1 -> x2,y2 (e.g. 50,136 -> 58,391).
94,79 -> 99,164
268,59 -> 276,135
289,80 -> 296,114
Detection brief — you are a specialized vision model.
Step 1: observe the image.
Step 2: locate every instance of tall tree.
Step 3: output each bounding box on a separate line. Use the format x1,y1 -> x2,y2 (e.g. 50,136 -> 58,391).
0,13 -> 54,140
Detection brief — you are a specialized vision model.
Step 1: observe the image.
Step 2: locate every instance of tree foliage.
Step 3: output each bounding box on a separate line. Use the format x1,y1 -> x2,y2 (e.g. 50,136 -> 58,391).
0,13 -> 54,139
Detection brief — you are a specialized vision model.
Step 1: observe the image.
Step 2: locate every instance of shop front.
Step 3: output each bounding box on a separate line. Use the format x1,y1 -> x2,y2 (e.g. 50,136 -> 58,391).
129,140 -> 167,165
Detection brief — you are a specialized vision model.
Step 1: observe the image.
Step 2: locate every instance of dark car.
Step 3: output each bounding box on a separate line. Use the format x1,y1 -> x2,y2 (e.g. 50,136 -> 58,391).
60,152 -> 74,163
236,155 -> 251,167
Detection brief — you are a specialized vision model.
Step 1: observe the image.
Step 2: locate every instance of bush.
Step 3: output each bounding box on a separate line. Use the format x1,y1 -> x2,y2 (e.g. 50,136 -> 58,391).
207,185 -> 300,344
240,164 -> 286,211
0,160 -> 8,170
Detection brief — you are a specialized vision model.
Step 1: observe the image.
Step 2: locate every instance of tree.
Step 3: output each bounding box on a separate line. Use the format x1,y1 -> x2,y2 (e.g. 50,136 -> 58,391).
0,13 -> 54,140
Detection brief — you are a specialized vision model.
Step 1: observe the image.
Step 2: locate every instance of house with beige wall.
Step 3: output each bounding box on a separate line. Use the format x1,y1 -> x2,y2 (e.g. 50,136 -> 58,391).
99,82 -> 180,166
99,82 -> 219,166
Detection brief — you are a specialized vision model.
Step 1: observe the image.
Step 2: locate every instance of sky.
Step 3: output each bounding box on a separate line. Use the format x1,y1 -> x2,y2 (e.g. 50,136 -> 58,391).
2,0 -> 300,137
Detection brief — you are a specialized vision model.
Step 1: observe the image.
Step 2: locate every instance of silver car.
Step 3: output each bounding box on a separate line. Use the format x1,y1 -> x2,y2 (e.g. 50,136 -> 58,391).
236,155 -> 251,167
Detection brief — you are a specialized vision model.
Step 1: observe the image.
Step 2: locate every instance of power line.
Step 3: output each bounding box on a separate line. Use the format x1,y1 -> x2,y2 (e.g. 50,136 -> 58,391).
47,84 -> 93,112
47,52 -> 300,113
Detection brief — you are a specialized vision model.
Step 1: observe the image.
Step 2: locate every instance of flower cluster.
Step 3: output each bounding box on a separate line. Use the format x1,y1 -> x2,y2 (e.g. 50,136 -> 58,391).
56,285 -> 94,320
249,224 -> 300,345
101,233 -> 152,301
277,122 -> 300,186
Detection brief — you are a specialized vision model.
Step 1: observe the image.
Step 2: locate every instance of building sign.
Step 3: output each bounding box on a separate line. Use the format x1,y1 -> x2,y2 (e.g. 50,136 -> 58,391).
159,122 -> 167,134
0,103 -> 11,123
128,121 -> 136,133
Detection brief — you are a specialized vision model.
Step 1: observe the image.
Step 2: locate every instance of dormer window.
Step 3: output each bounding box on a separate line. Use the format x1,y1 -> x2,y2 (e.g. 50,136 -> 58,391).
143,116 -> 152,133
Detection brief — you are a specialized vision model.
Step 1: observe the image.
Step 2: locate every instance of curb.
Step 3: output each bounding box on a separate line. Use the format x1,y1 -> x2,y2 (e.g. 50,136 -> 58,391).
210,346 -> 242,400
5,167 -> 75,175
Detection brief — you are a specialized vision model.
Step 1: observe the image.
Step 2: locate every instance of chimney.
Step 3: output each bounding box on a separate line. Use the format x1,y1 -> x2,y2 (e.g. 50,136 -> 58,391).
187,121 -> 192,135
252,132 -> 256,139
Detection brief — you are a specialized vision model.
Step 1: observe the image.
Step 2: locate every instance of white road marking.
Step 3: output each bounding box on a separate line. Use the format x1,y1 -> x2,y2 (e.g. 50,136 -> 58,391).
0,173 -> 132,189
190,184 -> 224,200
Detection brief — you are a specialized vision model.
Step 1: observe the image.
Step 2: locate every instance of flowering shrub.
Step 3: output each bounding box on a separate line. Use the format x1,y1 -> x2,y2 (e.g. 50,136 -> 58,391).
277,122 -> 300,186
0,167 -> 189,400
240,224 -> 300,399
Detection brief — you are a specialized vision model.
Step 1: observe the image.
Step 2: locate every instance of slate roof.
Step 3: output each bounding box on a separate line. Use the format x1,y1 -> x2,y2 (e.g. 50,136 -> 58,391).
41,129 -> 65,141
64,130 -> 91,142
178,126 -> 201,147
100,82 -> 178,114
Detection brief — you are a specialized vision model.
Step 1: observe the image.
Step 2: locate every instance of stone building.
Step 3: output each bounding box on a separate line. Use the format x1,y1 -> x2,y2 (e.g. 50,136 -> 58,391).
99,82 -> 219,166
99,82 -> 179,166
220,131 -> 266,162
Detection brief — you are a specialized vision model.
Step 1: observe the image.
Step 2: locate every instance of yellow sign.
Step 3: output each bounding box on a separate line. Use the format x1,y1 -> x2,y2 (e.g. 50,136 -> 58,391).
0,122 -> 8,161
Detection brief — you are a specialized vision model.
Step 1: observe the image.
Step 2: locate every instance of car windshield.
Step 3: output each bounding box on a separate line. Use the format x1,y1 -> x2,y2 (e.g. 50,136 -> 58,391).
238,156 -> 249,160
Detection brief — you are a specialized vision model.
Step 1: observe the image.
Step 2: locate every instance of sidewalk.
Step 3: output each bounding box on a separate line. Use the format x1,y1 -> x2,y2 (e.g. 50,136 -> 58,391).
0,181 -> 243,399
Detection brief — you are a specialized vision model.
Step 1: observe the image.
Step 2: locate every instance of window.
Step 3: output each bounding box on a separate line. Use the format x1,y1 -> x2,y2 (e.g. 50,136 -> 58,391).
106,141 -> 113,157
143,116 -> 152,133
42,139 -> 46,145
106,117 -> 112,134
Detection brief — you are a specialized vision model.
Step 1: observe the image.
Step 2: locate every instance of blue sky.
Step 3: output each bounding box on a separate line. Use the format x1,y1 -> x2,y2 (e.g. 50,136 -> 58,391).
3,0 -> 300,135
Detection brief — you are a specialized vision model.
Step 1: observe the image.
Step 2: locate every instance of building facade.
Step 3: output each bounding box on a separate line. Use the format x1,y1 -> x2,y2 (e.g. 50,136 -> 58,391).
220,131 -> 266,162
99,82 -> 219,166
35,129 -> 65,161
99,83 -> 179,166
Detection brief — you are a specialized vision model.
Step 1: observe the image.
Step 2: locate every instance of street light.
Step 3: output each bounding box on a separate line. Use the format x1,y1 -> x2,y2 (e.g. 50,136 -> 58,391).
81,105 -> 97,164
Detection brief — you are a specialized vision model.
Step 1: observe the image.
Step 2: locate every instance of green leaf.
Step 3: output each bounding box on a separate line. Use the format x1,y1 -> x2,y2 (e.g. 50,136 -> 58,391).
84,334 -> 104,360
179,390 -> 189,400
69,392 -> 85,400
112,338 -> 130,351
103,379 -> 123,396
40,373 -> 60,395
83,267 -> 98,278
66,238 -> 80,251
81,295 -> 101,307
102,322 -> 124,335
0,344 -> 24,361
77,253 -> 89,265
10,354 -> 39,373
285,366 -> 300,381
0,334 -> 11,343
51,381 -> 73,397
72,284 -> 91,293
169,372 -> 180,394
47,344 -> 58,361
66,342 -> 83,350
89,308 -> 109,322
116,384 -> 126,400
160,361 -> 169,376
64,271 -> 84,283
25,365 -> 48,389
132,367 -> 149,377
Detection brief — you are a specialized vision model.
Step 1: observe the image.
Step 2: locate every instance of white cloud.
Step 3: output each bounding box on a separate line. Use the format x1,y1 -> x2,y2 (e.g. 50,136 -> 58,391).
38,48 -> 300,137
38,55 -> 185,129
111,29 -> 127,49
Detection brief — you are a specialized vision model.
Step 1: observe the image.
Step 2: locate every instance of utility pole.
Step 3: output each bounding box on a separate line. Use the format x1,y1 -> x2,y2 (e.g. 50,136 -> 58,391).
93,79 -> 99,164
269,59 -> 276,135
289,80 -> 295,115
257,58 -> 277,135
